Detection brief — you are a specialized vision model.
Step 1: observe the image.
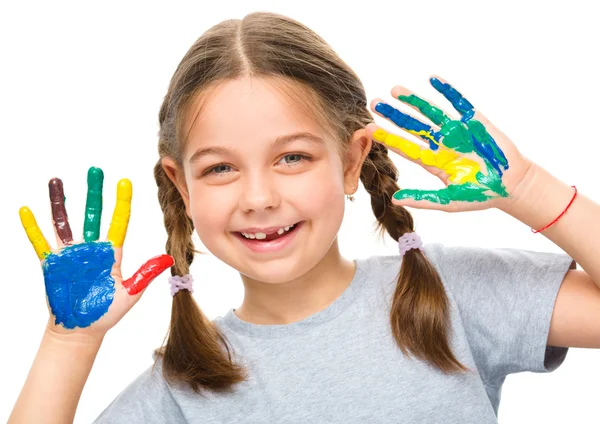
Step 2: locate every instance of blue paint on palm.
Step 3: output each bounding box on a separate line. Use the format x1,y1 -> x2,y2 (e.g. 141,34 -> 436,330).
470,131 -> 509,177
42,242 -> 116,329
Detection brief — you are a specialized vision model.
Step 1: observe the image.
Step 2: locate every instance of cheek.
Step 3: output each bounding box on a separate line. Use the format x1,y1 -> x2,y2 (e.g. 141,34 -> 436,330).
187,184 -> 235,240
289,161 -> 346,220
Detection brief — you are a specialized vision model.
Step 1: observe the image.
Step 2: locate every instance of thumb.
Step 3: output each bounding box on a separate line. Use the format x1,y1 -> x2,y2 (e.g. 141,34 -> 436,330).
391,188 -> 446,210
122,254 -> 174,295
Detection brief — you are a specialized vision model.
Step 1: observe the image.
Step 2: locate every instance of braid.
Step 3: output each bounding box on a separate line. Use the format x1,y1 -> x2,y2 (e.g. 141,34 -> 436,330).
154,160 -> 196,276
153,158 -> 247,392
360,140 -> 470,374
360,141 -> 414,242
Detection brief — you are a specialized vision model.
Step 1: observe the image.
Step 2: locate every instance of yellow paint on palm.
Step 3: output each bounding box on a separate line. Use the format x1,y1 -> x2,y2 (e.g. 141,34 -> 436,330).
372,128 -> 480,184
19,206 -> 51,259
107,179 -> 132,247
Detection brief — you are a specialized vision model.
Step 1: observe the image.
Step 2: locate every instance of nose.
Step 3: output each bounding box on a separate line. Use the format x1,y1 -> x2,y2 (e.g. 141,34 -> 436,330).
238,173 -> 281,213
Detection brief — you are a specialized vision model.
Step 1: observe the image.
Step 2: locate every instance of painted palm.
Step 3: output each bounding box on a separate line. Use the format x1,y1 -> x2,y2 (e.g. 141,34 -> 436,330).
19,166 -> 173,332
371,77 -> 528,209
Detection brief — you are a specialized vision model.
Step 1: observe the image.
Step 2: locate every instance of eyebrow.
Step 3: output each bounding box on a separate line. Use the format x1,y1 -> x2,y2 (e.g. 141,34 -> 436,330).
188,132 -> 325,164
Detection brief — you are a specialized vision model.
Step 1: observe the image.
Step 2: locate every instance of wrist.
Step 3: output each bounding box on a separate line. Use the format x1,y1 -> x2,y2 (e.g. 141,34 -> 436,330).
44,321 -> 105,350
499,162 -> 576,231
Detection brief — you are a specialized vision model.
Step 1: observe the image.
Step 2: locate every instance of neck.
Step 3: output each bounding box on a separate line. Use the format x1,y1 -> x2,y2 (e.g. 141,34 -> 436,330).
234,238 -> 356,325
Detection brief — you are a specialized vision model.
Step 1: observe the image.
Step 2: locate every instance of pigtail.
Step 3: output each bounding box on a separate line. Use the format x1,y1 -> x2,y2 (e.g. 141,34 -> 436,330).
361,142 -> 470,374
153,161 -> 248,393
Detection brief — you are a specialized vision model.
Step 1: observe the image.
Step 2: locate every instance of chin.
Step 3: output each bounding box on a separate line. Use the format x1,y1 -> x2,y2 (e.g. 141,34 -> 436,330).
239,259 -> 306,285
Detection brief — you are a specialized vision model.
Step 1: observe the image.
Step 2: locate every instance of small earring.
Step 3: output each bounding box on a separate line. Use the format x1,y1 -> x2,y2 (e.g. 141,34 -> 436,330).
346,185 -> 356,202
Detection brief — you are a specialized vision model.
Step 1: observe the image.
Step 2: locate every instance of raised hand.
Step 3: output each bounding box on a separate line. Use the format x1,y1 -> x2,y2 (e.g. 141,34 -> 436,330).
367,76 -> 534,212
19,167 -> 174,336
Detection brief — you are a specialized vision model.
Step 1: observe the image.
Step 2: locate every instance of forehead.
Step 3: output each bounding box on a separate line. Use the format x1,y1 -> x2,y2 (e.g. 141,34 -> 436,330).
182,76 -> 335,160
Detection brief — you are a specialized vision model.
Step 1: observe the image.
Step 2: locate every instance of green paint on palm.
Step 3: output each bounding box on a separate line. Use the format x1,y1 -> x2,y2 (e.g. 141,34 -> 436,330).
83,167 -> 104,242
395,93 -> 510,206
398,94 -> 473,153
476,162 -> 508,197
438,121 -> 472,153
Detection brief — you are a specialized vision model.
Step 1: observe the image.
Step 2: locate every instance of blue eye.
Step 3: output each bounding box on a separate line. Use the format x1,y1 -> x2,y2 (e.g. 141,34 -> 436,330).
209,164 -> 232,175
205,154 -> 311,177
280,153 -> 311,165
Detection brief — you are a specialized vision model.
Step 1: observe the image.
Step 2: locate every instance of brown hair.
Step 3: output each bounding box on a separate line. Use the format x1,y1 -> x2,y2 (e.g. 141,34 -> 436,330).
153,11 -> 470,393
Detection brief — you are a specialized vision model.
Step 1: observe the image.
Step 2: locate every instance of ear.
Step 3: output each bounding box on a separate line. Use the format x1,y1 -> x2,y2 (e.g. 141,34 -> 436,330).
344,128 -> 372,195
161,157 -> 192,218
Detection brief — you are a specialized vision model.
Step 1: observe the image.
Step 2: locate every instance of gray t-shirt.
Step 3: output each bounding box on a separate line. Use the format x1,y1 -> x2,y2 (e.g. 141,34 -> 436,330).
93,243 -> 574,423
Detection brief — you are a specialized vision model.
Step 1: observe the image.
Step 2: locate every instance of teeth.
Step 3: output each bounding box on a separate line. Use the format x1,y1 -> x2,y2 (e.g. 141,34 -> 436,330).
241,223 -> 296,240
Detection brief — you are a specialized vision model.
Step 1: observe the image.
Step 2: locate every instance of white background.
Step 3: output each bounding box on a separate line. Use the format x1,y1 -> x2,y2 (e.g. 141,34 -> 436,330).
1,1 -> 598,422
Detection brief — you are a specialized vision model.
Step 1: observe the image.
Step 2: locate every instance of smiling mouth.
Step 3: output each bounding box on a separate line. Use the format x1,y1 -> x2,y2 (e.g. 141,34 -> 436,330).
235,221 -> 302,242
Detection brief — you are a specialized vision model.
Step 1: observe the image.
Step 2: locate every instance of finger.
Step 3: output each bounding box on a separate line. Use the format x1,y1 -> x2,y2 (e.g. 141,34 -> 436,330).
19,206 -> 52,260
122,254 -> 175,296
391,195 -> 464,212
391,85 -> 452,127
107,179 -> 132,248
391,194 -> 490,213
392,183 -> 496,207
429,76 -> 476,122
372,99 -> 443,151
389,88 -> 477,155
423,79 -> 510,178
48,178 -> 73,246
83,167 -> 104,242
366,124 -> 465,181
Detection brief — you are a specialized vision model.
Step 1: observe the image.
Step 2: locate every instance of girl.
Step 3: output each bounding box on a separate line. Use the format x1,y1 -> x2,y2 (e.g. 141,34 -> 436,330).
9,11 -> 600,423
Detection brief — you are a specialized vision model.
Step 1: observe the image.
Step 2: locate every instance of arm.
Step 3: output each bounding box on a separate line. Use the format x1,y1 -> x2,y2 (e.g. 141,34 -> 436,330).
501,162 -> 599,285
10,169 -> 173,423
501,163 -> 600,348
9,325 -> 103,424
367,76 -> 600,348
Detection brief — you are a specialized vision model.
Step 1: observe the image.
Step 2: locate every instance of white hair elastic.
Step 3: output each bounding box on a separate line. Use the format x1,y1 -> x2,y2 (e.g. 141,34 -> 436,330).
398,232 -> 423,257
169,274 -> 194,296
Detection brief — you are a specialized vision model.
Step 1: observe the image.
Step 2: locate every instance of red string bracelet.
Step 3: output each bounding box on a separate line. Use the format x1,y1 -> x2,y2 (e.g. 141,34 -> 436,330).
531,185 -> 577,234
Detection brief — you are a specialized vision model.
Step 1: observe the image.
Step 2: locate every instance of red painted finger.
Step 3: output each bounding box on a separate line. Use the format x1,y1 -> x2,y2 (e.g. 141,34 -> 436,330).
122,254 -> 174,295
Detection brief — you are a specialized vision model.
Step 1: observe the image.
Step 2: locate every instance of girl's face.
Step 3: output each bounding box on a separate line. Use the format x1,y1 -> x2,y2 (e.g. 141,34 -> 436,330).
165,76 -> 368,284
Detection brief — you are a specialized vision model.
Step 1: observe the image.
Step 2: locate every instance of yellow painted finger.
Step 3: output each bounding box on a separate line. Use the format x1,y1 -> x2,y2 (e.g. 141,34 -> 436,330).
373,128 -> 422,160
19,206 -> 52,260
107,179 -> 132,248
372,128 -> 481,185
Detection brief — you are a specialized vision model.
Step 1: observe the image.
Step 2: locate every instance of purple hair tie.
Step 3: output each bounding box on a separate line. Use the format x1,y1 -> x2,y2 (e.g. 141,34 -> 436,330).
398,232 -> 423,257
169,274 -> 194,296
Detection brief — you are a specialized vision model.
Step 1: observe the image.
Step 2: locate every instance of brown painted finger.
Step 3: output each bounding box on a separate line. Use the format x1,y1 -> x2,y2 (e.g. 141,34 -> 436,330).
49,178 -> 73,245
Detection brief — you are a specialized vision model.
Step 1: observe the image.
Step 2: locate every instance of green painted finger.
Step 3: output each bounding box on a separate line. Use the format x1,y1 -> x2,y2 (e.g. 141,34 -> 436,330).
392,182 -> 496,205
397,94 -> 451,127
83,167 -> 104,242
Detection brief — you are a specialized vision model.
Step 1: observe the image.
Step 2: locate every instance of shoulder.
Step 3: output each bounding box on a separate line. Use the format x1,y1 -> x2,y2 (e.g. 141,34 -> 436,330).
358,242 -> 446,286
117,354 -> 180,404
93,354 -> 185,423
